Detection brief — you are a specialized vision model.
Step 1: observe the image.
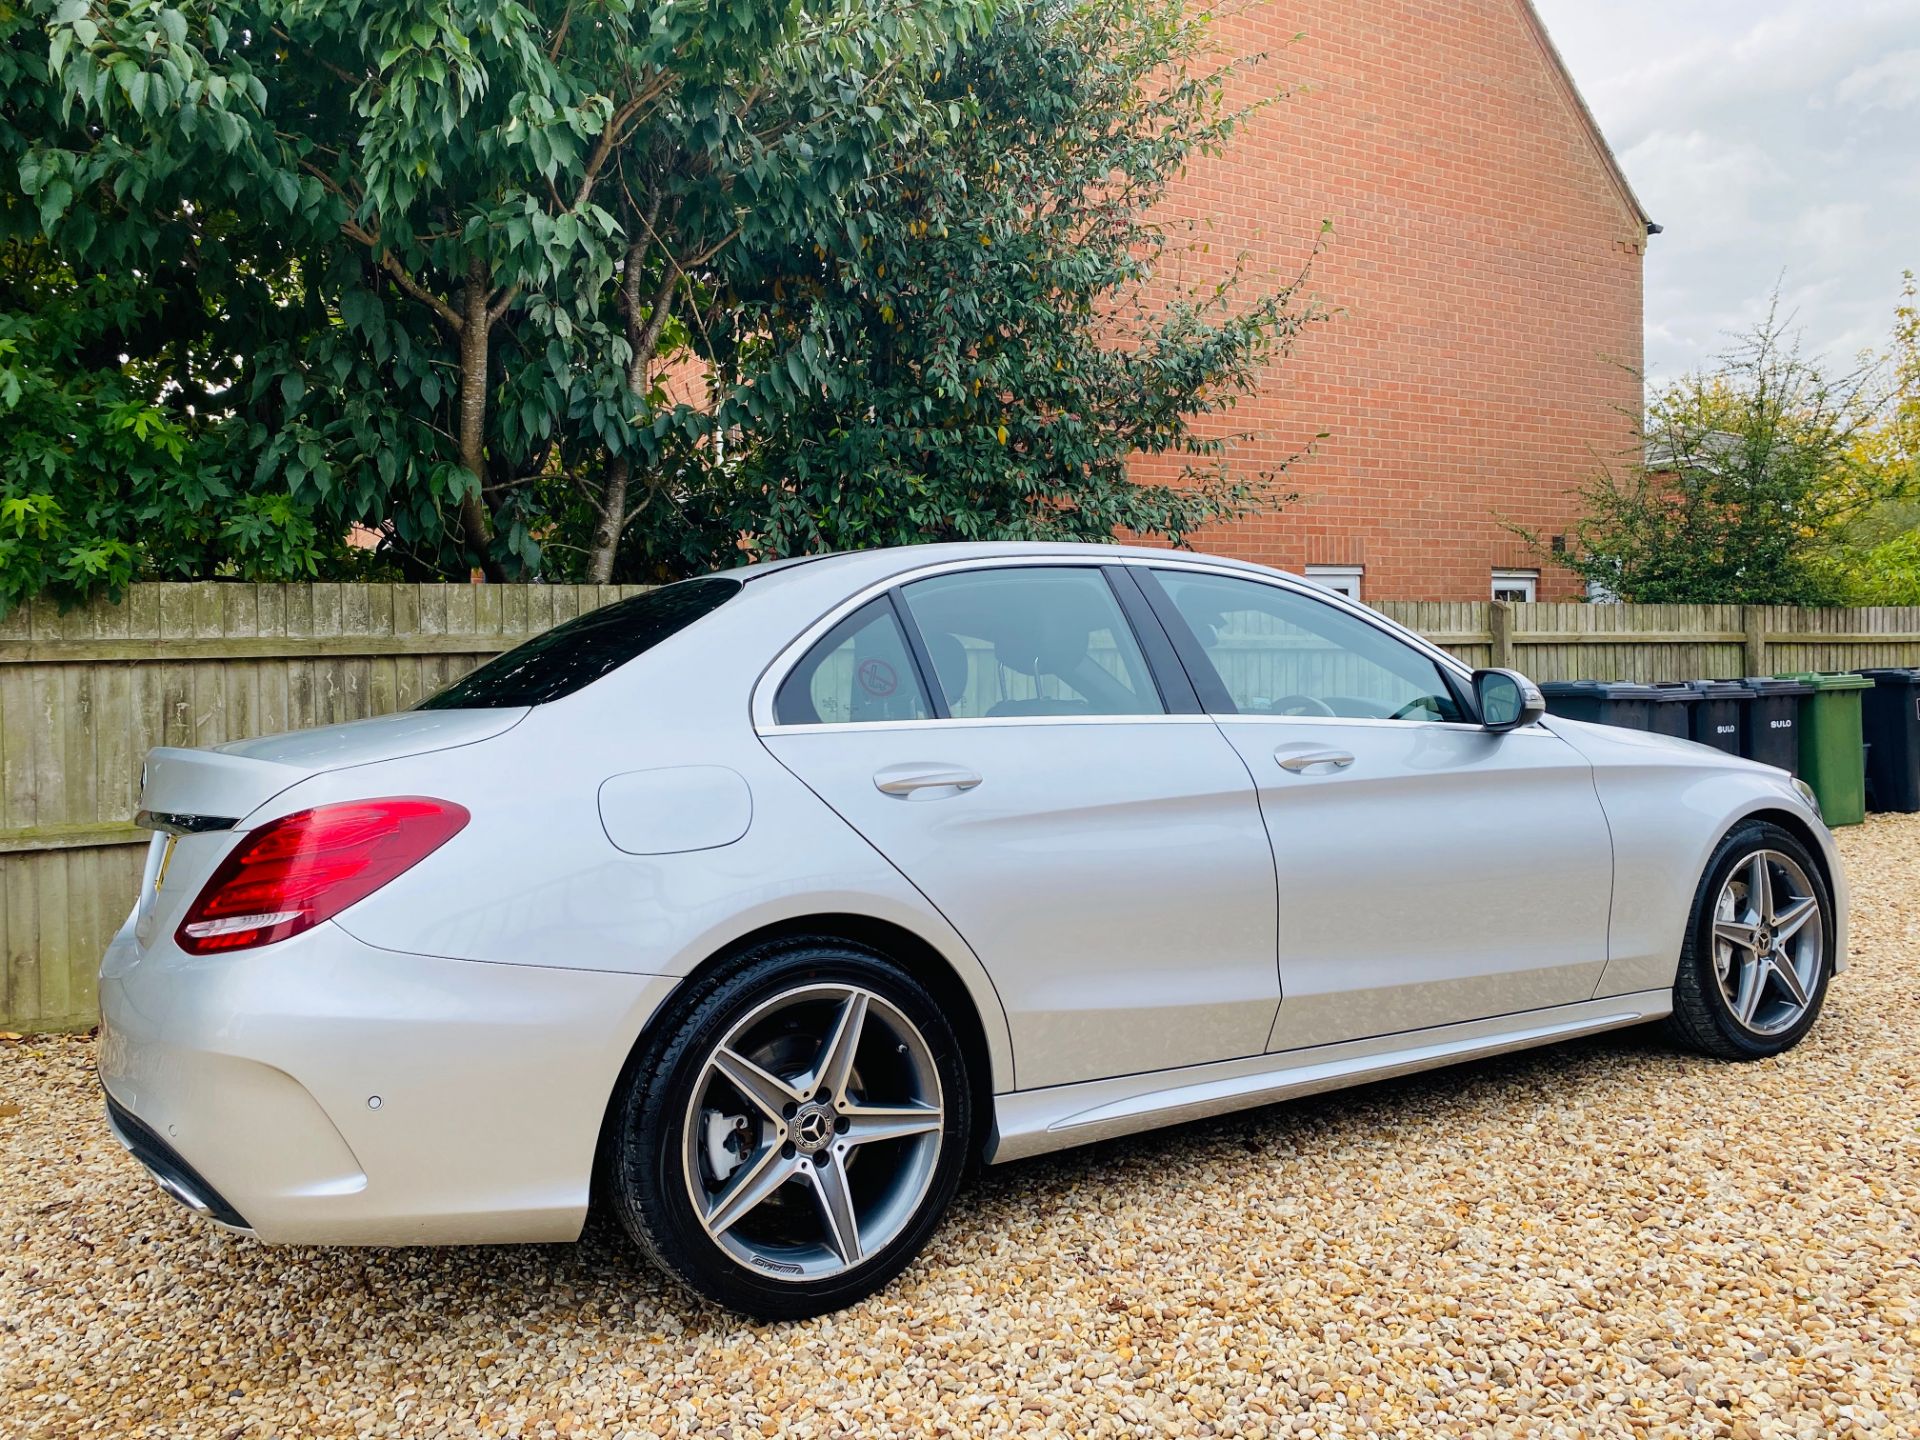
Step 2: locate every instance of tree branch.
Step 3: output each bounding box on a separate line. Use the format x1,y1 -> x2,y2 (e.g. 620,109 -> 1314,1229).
378,251 -> 463,333
546,5 -> 574,60
486,281 -> 523,325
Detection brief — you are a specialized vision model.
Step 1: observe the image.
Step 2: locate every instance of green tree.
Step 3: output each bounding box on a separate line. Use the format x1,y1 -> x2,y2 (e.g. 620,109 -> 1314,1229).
24,0 -> 983,589
1549,298 -> 1911,605
641,0 -> 1321,568
5,0 -> 1318,605
1827,272 -> 1920,603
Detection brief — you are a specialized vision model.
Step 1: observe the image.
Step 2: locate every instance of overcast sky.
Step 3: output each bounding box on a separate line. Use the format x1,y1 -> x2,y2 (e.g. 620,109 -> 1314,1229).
1533,0 -> 1920,381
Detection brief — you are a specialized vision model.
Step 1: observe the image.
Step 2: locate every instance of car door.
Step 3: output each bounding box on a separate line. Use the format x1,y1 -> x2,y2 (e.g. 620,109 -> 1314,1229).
758,562 -> 1279,1089
1137,565 -> 1614,1053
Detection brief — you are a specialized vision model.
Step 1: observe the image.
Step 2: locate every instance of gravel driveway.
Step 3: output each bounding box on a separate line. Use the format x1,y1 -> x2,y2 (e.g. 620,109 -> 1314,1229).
4,816 -> 1917,1439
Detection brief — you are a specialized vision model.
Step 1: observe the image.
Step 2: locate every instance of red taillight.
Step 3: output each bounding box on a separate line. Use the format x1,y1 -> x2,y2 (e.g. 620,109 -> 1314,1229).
175,798 -> 469,955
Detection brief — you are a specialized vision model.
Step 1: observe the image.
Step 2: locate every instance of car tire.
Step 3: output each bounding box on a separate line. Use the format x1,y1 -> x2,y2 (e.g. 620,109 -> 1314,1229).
1667,820 -> 1834,1061
607,938 -> 971,1319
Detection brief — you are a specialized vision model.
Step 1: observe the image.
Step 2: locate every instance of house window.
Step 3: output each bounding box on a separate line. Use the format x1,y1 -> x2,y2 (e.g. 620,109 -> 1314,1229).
1491,569 -> 1538,604
1304,565 -> 1364,602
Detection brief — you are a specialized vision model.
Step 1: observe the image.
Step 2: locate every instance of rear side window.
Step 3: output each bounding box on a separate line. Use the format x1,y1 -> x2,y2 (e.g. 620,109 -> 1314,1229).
775,599 -> 933,725
418,578 -> 740,709
900,567 -> 1163,719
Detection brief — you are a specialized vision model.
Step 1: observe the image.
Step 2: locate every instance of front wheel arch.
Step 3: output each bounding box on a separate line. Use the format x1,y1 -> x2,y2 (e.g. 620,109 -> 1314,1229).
1667,816 -> 1835,1060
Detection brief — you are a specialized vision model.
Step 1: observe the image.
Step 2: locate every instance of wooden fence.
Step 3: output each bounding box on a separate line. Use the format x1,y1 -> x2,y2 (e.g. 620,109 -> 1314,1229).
3,584 -> 1918,1032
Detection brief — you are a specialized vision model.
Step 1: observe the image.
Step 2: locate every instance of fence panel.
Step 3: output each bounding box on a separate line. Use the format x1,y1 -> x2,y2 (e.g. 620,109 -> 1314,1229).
4,583 -> 1920,1030
1508,602 -> 1750,683
0,582 -> 647,1031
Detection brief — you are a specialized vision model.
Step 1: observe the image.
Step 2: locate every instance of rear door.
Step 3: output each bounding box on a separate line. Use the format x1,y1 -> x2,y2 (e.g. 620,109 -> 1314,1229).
1137,564 -> 1615,1053
758,562 -> 1279,1090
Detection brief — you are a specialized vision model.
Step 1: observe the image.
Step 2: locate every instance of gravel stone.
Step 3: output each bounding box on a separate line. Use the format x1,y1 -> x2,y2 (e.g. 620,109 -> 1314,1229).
4,815 -> 1918,1438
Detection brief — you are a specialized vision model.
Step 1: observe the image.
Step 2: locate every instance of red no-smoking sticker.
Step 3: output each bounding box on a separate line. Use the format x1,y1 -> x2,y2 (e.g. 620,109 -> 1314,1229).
857,659 -> 898,697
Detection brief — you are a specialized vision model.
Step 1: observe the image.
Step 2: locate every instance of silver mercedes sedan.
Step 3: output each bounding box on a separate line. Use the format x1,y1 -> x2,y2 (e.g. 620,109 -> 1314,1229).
99,543 -> 1846,1318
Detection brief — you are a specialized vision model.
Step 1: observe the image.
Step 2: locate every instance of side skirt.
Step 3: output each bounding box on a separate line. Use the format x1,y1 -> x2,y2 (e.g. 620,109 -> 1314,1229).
987,989 -> 1672,1164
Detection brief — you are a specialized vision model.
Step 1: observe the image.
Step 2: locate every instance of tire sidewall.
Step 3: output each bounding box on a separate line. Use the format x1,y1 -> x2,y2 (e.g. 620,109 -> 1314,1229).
1683,821 -> 1834,1058
611,943 -> 971,1320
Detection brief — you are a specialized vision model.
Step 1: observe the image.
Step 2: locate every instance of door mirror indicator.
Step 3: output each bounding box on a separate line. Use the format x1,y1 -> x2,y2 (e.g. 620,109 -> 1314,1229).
1473,669 -> 1545,733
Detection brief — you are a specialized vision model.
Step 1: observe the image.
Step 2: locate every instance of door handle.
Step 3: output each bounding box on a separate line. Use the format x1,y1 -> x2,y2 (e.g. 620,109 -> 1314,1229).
873,764 -> 984,798
1275,747 -> 1355,775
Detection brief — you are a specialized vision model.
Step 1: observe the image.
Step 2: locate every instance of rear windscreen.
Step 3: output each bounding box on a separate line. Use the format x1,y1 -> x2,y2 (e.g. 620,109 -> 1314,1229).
417,577 -> 741,709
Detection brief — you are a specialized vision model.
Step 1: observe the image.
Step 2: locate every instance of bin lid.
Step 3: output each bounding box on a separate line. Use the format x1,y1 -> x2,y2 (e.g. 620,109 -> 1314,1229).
1539,680 -> 1663,699
1647,682 -> 1699,701
1742,676 -> 1813,696
1775,671 -> 1876,691
1687,679 -> 1755,698
1853,668 -> 1920,685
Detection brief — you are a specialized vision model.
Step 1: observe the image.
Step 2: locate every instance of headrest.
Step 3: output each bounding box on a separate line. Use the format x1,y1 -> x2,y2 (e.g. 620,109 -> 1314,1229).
923,631 -> 970,706
992,608 -> 1091,678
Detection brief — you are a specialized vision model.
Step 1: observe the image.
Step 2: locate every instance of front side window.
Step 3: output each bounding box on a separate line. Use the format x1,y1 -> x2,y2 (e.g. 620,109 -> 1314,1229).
419,577 -> 740,709
1151,570 -> 1464,722
900,567 -> 1164,719
775,598 -> 933,725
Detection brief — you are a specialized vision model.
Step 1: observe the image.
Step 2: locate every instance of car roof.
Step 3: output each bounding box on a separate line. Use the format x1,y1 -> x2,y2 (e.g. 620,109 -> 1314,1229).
732,541 -> 1296,590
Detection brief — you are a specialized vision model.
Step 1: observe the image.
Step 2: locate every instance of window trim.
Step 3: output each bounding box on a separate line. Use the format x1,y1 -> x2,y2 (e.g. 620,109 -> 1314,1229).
1103,564 -> 1202,716
752,554 -> 1480,733
1303,565 -> 1364,601
886,589 -> 952,721
771,594 -> 938,727
1134,565 -> 1476,724
1492,569 -> 1539,603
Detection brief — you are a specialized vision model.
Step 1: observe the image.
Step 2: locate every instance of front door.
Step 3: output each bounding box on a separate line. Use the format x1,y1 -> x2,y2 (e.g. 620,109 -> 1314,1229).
1140,565 -> 1615,1053
760,564 -> 1279,1089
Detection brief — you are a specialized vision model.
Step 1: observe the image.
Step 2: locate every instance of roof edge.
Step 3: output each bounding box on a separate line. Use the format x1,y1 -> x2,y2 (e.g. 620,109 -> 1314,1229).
1512,0 -> 1658,236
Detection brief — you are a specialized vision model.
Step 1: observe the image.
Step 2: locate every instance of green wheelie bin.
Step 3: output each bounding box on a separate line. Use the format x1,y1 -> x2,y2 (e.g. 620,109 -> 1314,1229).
1775,671 -> 1874,826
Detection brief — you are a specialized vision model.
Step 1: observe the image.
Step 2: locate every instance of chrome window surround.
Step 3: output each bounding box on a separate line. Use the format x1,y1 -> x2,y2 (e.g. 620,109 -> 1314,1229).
750,554 -> 1503,735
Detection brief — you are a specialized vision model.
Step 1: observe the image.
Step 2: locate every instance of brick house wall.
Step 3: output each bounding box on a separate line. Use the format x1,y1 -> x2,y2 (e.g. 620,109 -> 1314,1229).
1134,0 -> 1651,601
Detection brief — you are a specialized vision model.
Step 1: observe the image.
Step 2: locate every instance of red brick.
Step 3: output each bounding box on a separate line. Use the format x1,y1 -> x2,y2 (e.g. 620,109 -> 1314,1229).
1132,0 -> 1646,601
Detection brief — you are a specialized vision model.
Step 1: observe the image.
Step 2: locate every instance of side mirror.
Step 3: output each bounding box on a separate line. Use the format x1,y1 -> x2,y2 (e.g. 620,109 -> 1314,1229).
1473,668 -> 1545,733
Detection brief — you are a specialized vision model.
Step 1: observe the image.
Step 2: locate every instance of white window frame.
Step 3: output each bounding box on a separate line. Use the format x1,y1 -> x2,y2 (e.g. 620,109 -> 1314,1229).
1304,565 -> 1364,602
1491,569 -> 1538,604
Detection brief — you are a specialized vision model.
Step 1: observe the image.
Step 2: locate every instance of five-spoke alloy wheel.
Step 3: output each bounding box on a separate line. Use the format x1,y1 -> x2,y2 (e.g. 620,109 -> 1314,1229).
1671,821 -> 1834,1060
609,941 -> 969,1319
683,983 -> 945,1281
1709,849 -> 1825,1037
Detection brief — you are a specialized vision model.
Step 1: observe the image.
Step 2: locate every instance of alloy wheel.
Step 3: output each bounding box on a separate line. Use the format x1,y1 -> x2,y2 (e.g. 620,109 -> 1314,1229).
1711,849 -> 1825,1037
681,983 -> 944,1282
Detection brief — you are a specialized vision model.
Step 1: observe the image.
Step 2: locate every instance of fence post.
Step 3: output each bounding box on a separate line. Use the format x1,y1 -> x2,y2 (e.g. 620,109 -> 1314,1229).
1744,606 -> 1768,678
1489,600 -> 1513,671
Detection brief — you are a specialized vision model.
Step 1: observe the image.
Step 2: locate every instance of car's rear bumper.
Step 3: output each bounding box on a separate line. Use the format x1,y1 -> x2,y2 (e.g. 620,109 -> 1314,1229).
98,916 -> 677,1244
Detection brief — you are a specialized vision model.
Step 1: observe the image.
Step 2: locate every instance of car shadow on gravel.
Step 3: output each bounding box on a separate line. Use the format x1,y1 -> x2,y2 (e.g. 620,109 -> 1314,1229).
103,1020 -> 1699,1344
963,1022 -> 1685,1214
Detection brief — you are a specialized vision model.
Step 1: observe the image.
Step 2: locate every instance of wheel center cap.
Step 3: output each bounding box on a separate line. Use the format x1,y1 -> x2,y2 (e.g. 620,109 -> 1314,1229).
1756,926 -> 1774,950
793,1104 -> 835,1153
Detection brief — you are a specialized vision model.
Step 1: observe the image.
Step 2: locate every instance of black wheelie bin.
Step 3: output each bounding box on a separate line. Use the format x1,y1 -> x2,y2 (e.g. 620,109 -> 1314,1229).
1854,668 -> 1920,813
1740,676 -> 1812,775
1683,679 -> 1753,756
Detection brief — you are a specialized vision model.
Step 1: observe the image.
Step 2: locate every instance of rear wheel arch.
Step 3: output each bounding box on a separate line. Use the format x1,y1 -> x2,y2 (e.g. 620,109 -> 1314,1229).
591,913 -> 1002,1221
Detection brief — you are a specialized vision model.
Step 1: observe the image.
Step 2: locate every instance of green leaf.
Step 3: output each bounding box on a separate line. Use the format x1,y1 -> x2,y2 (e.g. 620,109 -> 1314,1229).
37,178 -> 73,233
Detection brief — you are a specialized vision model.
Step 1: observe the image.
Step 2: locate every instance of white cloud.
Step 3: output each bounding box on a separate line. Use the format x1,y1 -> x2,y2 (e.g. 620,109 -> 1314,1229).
1834,49 -> 1920,111
1533,0 -> 1920,379
1619,131 -> 1787,230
